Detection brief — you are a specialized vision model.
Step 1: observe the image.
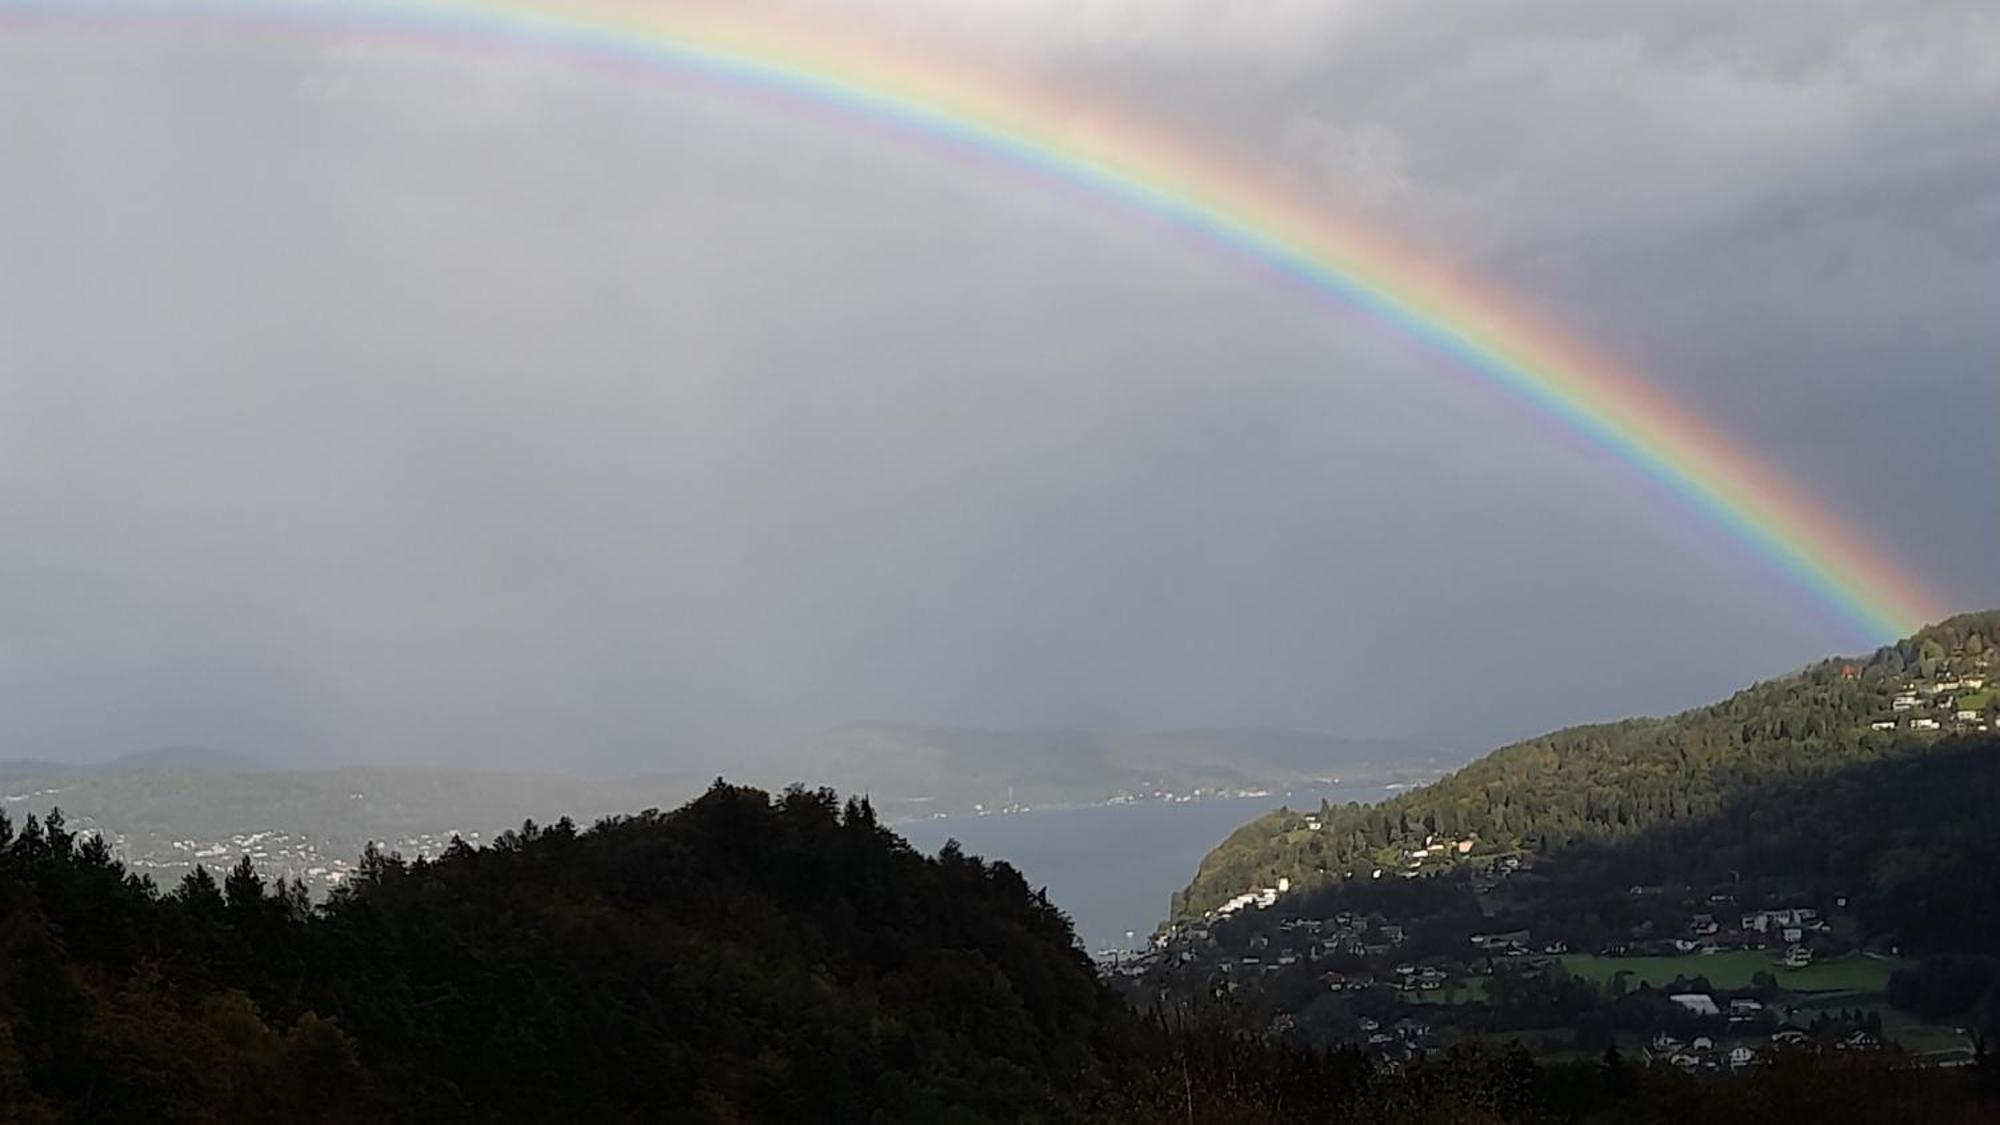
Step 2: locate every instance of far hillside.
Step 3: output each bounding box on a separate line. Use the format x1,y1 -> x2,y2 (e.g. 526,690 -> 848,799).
1177,610 -> 2000,946
740,723 -> 1449,818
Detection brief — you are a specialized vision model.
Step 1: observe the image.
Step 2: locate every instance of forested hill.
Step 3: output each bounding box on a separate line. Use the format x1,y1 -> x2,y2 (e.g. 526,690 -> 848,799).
0,783 -> 1125,1120
1,781 -> 1995,1120
1176,611 -> 2000,924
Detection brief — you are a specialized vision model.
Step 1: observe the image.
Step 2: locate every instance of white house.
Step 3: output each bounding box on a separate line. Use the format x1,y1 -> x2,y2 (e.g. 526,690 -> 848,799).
1669,993 -> 1721,1017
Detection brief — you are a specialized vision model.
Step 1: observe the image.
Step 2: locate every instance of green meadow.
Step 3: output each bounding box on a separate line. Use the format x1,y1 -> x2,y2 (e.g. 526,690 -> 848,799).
1556,951 -> 1910,995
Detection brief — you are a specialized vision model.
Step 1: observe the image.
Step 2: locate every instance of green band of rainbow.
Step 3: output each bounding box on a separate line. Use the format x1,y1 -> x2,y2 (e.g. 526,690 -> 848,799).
11,0 -> 1947,642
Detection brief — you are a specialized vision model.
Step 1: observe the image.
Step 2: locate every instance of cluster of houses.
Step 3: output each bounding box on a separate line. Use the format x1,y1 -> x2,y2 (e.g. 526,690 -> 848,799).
1873,667 -> 1993,734
1212,877 -> 1290,917
1204,833 -> 1501,917
1599,896 -> 1835,968
1131,907 -> 1417,998
1403,833 -> 1478,868
72,817 -> 487,897
1354,1014 -> 1437,1057
1268,1012 -> 1439,1058
1646,1021 -> 1880,1073
1129,642 -> 2000,1063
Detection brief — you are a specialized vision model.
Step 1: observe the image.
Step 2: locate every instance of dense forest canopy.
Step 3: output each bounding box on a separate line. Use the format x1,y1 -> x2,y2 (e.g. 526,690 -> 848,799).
0,779 -> 1992,1121
1177,611 -> 2000,943
0,783 -> 1124,1120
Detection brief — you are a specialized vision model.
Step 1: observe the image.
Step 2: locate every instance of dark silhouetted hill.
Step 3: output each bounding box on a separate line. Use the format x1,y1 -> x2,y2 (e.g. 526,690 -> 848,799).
0,783 -> 1991,1120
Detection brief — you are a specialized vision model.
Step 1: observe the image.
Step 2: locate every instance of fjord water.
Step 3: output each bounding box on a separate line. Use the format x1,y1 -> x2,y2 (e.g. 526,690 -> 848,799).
897,784 -> 1392,952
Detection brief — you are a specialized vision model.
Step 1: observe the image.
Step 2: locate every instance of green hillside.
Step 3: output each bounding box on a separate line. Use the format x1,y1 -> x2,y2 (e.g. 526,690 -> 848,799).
1176,611 -> 2000,928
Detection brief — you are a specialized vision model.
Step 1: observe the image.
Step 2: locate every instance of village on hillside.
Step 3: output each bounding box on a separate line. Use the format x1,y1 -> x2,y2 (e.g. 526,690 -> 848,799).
1113,854 -> 1976,1072
1108,645 -> 1997,1071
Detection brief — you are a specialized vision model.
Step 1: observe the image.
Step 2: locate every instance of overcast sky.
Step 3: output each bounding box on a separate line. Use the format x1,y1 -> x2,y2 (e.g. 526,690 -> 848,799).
1,1 -> 1995,771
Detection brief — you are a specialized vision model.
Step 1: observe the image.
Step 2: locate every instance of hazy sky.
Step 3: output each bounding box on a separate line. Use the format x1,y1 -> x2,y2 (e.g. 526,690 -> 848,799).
2,1 -> 1996,771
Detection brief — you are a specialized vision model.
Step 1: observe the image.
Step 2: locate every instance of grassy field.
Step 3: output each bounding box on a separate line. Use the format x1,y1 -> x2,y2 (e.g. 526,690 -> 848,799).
1403,952 -> 1966,1055
1403,952 -> 1963,1055
1881,1007 -> 1974,1055
1403,951 -> 1909,1006
1556,951 -> 1911,995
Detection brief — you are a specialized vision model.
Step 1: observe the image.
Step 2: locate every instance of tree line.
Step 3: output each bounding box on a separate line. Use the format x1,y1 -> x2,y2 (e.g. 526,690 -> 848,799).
0,780 -> 1994,1120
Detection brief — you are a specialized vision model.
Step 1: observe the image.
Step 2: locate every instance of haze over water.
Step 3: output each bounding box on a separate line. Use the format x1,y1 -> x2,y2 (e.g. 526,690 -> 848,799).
898,784 -> 1392,952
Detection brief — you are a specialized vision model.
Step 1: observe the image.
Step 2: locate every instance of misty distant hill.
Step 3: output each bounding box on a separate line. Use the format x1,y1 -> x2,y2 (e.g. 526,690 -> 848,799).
104,745 -> 268,772
741,723 -> 1451,818
0,745 -> 264,776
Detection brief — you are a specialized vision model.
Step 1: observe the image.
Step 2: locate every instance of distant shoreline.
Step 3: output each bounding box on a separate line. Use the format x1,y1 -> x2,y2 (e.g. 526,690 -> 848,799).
880,773 -> 1442,828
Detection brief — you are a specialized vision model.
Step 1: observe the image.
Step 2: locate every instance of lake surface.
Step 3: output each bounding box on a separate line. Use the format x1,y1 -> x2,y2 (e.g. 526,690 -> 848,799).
895,784 -> 1392,952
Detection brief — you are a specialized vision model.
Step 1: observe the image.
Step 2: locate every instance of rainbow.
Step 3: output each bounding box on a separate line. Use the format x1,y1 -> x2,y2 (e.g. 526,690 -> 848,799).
9,0 -> 1947,642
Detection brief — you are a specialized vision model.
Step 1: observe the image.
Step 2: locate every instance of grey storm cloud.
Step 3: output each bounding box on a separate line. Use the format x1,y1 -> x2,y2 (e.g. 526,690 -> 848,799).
0,1 -> 1995,771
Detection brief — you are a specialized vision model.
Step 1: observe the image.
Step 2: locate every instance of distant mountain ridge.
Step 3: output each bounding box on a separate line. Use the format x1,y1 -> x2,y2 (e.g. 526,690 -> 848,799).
741,723 -> 1450,818
105,745 -> 267,772
0,745 -> 265,776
